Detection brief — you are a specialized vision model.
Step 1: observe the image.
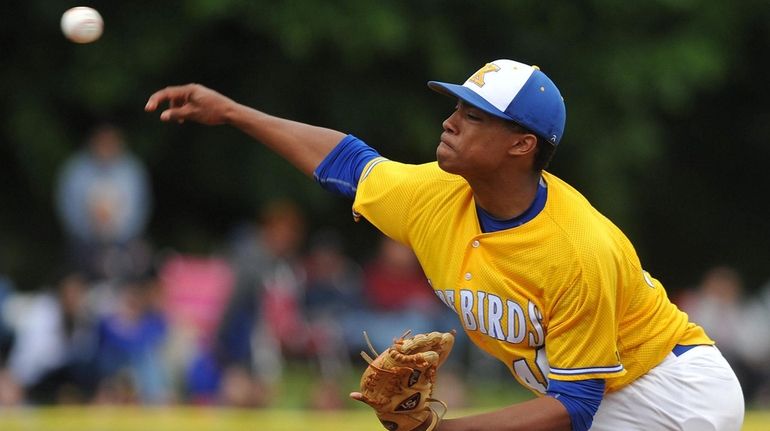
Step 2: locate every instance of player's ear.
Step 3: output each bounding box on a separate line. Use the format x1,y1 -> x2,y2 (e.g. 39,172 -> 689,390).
508,133 -> 538,157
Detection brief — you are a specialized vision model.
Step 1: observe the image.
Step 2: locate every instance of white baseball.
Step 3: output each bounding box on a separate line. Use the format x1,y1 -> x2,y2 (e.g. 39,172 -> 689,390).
61,7 -> 103,44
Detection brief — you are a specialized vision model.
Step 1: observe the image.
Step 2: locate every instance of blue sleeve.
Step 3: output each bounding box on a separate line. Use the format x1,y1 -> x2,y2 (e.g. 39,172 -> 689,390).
313,134 -> 381,199
546,379 -> 605,431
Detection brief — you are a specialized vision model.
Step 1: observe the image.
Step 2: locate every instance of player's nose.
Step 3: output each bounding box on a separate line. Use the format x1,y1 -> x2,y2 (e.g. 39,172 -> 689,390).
442,112 -> 459,134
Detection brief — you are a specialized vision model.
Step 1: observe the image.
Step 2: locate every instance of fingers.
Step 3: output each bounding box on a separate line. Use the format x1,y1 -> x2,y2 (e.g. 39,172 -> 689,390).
145,83 -> 233,126
144,84 -> 196,113
160,103 -> 195,123
144,85 -> 198,123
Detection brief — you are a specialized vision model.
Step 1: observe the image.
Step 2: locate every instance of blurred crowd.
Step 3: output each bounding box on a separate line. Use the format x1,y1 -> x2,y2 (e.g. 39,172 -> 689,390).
0,123 -> 768,410
675,266 -> 770,408
0,123 -> 466,408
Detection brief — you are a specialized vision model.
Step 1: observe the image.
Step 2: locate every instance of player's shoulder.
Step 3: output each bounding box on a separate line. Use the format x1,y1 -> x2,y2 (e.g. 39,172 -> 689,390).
542,171 -> 587,201
542,171 -> 625,243
542,171 -> 636,261
542,171 -> 603,220
364,159 -> 465,185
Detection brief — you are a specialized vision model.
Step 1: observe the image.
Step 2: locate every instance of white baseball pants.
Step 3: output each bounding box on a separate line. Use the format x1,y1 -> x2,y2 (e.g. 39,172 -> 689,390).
591,345 -> 744,430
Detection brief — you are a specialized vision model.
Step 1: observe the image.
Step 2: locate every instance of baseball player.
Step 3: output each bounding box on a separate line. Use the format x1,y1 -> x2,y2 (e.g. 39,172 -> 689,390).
146,59 -> 745,430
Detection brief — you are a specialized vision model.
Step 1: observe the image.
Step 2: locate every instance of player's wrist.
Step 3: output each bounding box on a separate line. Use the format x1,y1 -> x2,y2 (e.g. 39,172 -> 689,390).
220,101 -> 245,126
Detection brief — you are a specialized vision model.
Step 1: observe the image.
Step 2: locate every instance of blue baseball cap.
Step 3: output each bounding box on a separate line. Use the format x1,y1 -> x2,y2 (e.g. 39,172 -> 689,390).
428,59 -> 566,145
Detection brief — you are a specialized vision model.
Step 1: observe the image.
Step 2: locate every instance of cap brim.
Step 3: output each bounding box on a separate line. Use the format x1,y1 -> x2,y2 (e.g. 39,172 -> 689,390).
427,81 -> 513,122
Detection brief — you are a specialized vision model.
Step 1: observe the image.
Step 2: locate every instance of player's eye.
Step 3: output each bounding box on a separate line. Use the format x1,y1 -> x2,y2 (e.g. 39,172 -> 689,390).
466,111 -> 482,121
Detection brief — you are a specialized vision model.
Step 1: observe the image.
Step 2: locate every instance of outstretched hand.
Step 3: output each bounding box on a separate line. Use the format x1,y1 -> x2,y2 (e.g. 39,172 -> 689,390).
145,84 -> 237,125
145,82 -> 346,176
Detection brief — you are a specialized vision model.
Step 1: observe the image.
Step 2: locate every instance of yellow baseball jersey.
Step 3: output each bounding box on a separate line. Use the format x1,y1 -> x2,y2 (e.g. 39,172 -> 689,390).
352,159 -> 712,395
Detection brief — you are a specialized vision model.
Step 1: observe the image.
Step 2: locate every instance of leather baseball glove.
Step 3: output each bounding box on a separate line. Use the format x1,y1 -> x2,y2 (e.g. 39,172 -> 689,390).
351,330 -> 456,431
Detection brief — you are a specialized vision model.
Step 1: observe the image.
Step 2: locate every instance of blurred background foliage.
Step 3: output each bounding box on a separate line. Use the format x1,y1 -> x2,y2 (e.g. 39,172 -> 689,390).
1,0 -> 768,291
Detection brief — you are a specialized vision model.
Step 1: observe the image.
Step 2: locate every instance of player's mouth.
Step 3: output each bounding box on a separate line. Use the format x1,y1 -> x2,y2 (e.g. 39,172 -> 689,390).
439,134 -> 455,150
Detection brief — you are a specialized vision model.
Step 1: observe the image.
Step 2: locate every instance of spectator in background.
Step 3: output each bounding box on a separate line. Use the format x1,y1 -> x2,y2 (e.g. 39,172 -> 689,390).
303,228 -> 364,320
55,123 -> 153,282
346,236 -> 452,353
0,275 -> 16,366
749,279 -> 770,406
0,275 -> 22,406
92,271 -> 170,405
158,253 -> 235,405
213,199 -> 308,406
680,265 -> 768,406
302,228 -> 364,409
5,272 -> 97,404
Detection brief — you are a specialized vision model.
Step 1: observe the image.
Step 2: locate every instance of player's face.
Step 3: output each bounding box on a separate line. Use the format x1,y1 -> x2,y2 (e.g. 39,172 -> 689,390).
436,101 -> 521,178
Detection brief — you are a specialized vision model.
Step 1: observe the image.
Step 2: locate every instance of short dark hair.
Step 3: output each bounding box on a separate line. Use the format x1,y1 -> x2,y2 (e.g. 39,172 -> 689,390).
507,122 -> 557,172
533,140 -> 556,172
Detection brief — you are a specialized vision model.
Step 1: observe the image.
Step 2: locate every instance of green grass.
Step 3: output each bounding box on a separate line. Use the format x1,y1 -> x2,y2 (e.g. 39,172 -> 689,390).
1,361 -> 763,430
0,407 -> 767,431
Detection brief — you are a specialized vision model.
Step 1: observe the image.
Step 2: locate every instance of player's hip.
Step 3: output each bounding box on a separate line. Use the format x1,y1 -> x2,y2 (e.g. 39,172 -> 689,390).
591,345 -> 744,430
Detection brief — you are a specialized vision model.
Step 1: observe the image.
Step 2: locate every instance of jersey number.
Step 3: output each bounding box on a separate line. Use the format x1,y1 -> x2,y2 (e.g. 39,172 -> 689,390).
512,347 -> 549,394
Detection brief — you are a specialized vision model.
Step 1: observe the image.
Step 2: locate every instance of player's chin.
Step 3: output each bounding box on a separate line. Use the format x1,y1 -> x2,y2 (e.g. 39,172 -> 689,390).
436,153 -> 458,175
436,142 -> 453,163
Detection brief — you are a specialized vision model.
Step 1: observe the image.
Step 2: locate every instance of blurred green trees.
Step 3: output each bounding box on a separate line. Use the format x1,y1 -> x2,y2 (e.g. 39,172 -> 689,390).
1,0 -> 768,290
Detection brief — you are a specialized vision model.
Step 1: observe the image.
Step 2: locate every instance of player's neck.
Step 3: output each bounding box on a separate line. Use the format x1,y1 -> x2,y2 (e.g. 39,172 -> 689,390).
469,171 -> 541,220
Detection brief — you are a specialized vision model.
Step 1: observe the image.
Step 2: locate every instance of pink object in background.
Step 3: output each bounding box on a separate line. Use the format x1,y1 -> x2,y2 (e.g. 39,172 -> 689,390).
159,255 -> 234,345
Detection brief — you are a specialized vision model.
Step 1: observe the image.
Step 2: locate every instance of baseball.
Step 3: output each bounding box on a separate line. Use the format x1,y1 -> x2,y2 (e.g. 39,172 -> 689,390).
61,6 -> 103,44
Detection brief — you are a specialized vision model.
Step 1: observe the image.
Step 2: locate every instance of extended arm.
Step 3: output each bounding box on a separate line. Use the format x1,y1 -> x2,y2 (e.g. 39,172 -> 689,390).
144,84 -> 346,176
438,396 -> 571,431
349,389 -> 571,431
352,375 -> 603,431
429,378 -> 604,431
